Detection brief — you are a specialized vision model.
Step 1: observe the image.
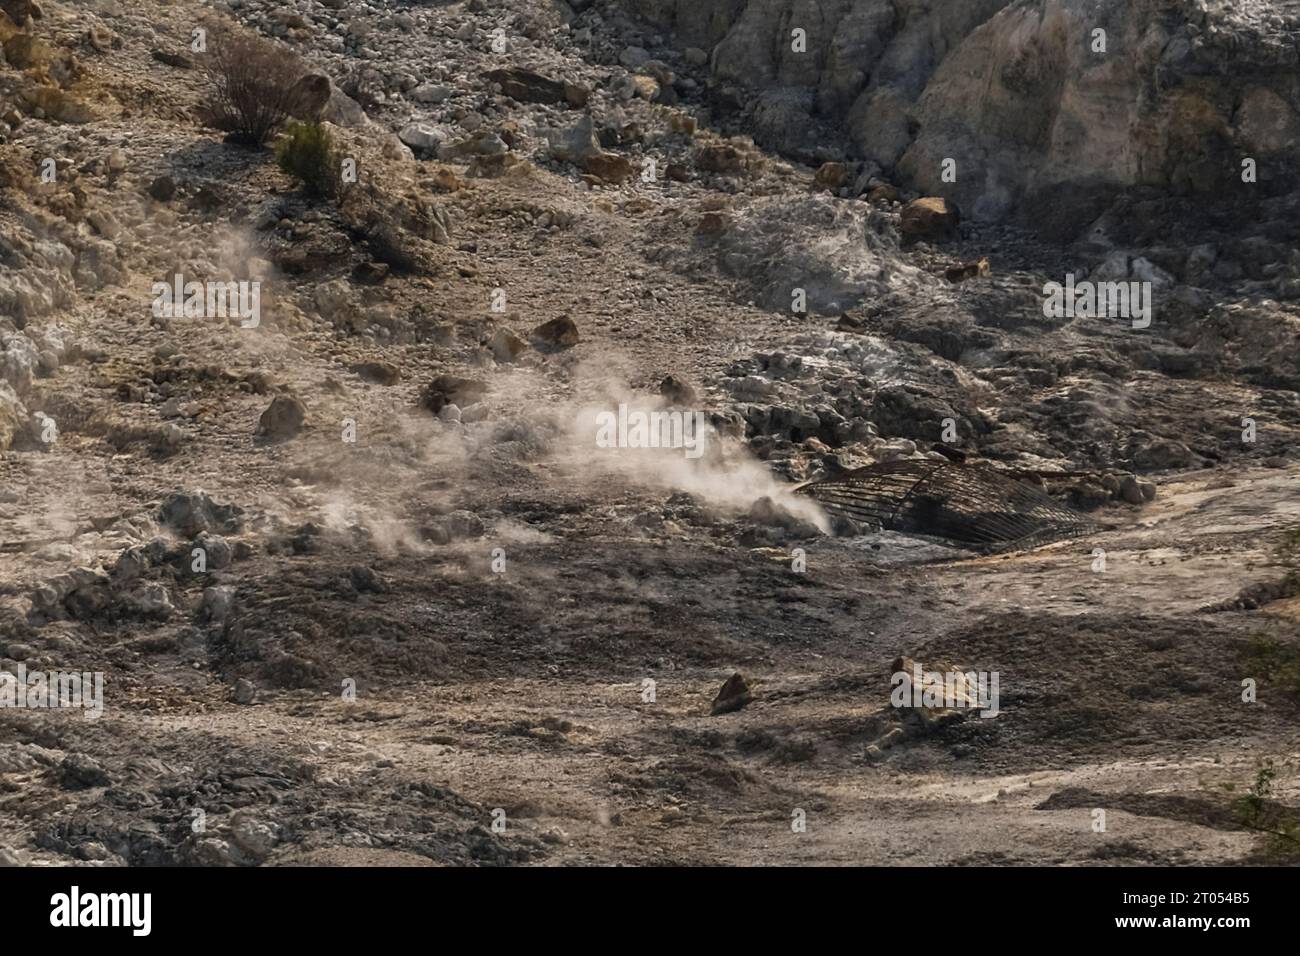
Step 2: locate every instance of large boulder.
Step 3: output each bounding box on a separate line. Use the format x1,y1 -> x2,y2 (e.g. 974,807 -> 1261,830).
899,197 -> 960,244
531,316 -> 579,350
546,114 -> 601,164
398,122 -> 444,154
258,395 -> 306,441
420,376 -> 488,414
287,74 -> 332,121
483,67 -> 585,107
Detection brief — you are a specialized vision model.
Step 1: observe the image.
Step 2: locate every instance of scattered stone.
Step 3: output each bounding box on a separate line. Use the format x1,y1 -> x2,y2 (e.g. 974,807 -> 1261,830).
694,144 -> 746,173
146,174 -> 176,201
0,844 -> 28,867
627,75 -> 659,101
127,582 -> 176,619
867,183 -> 901,203
233,679 -> 257,705
748,497 -> 822,538
1119,474 -> 1146,505
159,492 -> 243,537
531,315 -> 579,350
59,754 -> 110,790
667,112 -> 697,136
944,258 -> 990,283
349,565 -> 389,593
351,260 -> 390,285
660,375 -> 698,405
398,123 -> 443,154
202,586 -> 236,624
258,395 -> 306,441
547,114 -> 601,165
710,672 -> 754,715
151,48 -> 195,69
194,531 -> 233,570
427,166 -> 465,192
900,197 -> 960,244
78,842 -> 113,862
1128,435 -> 1196,472
814,162 -> 848,191
19,86 -> 94,124
484,67 -> 574,106
411,83 -> 452,104
420,376 -> 488,414
437,130 -> 508,161
583,151 -> 634,183
619,46 -> 650,70
488,327 -> 527,363
426,510 -> 486,544
87,24 -> 113,53
228,812 -> 281,863
287,74 -> 332,120
350,361 -> 400,385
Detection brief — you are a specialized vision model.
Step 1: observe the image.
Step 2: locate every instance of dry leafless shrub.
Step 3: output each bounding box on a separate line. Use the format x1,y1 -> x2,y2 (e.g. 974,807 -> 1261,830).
200,22 -> 305,146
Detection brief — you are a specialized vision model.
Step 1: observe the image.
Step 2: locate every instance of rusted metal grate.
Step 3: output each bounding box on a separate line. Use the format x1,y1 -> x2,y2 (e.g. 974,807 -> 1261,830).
796,459 -> 1099,552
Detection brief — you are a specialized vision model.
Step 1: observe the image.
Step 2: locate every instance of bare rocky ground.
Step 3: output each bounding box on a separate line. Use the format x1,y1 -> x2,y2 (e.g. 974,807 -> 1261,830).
1,0 -> 1299,866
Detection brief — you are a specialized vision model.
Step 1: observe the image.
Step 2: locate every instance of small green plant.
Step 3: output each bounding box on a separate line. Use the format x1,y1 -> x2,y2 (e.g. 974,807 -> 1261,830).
276,121 -> 339,198
1278,525 -> 1300,559
1271,524 -> 1300,597
1233,760 -> 1300,860
1234,761 -> 1276,826
1243,635 -> 1300,701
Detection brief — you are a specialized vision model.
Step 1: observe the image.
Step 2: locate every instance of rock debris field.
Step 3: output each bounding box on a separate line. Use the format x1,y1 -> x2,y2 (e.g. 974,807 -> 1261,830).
1,0 -> 1299,866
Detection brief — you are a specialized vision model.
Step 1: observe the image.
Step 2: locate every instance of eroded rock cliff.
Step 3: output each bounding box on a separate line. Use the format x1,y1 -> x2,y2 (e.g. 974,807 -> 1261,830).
625,0 -> 1300,232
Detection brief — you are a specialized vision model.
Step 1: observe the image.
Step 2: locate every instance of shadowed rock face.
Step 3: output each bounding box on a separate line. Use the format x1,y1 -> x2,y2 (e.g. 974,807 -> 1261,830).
0,0 -> 41,27
626,0 -> 1300,231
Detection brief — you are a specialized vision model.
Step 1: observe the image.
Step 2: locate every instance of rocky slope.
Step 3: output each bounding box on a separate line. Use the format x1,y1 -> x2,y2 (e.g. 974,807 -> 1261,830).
0,0 -> 1297,866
